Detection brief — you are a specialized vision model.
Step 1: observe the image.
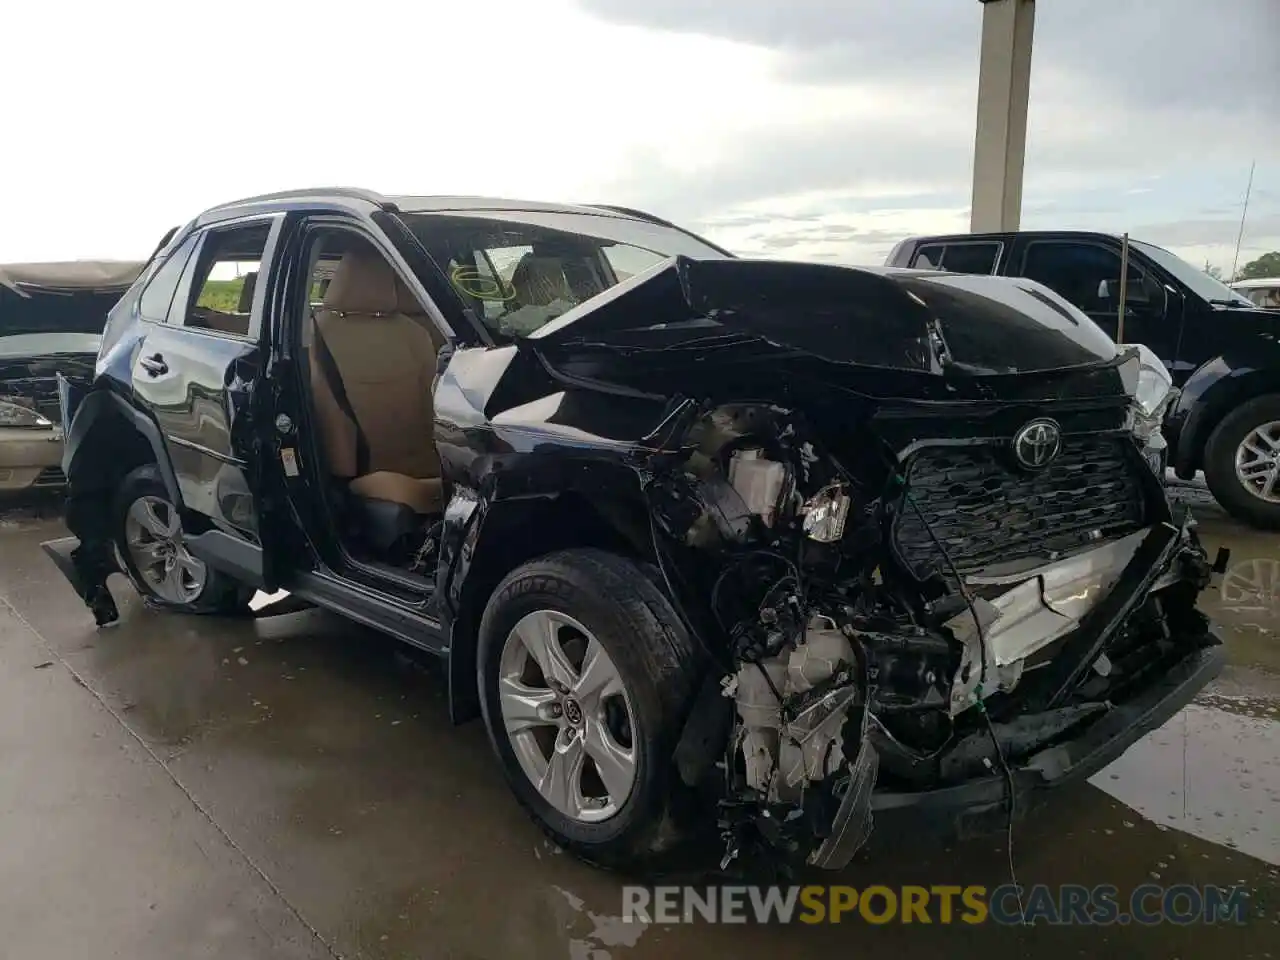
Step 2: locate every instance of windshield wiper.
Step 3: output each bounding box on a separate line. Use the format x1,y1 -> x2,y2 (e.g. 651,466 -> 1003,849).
1208,298 -> 1251,308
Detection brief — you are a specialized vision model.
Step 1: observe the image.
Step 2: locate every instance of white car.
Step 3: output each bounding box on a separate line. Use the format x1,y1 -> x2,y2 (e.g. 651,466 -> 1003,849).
0,260 -> 144,493
1230,277 -> 1280,309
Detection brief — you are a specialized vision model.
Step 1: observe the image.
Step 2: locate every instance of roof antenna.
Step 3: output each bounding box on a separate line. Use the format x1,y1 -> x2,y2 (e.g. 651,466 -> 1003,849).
1229,160 -> 1256,283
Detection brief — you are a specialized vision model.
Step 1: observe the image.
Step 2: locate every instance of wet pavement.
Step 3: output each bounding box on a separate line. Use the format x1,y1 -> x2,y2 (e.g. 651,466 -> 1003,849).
0,486 -> 1276,959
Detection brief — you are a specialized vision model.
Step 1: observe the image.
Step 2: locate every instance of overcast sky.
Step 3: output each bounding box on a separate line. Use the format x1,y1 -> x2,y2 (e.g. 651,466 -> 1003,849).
3,0 -> 1276,273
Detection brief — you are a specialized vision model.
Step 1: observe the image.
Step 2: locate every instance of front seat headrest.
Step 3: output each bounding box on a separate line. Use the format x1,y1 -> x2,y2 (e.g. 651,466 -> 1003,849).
511,255 -> 573,306
323,250 -> 400,315
236,271 -> 258,313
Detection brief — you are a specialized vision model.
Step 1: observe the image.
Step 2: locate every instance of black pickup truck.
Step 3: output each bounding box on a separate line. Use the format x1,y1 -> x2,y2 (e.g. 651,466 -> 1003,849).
887,231 -> 1280,529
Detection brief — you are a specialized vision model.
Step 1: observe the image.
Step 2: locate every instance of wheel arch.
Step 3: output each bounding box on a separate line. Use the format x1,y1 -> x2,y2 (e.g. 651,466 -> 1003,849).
1171,359 -> 1280,477
61,388 -> 180,550
443,481 -> 654,724
65,388 -> 180,505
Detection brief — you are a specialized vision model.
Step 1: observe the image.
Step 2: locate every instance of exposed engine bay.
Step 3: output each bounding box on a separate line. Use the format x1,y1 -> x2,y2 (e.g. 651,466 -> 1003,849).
645,401 -> 1216,872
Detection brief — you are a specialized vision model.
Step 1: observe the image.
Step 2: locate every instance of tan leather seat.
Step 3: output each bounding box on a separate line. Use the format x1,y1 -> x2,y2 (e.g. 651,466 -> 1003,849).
309,248 -> 445,516
510,254 -> 574,305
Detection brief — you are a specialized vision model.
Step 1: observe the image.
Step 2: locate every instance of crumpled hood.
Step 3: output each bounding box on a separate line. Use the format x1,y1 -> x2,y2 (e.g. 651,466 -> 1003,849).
528,256 -> 1121,374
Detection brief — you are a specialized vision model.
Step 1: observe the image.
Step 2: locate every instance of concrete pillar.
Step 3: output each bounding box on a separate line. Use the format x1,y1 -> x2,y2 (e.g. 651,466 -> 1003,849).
970,0 -> 1036,233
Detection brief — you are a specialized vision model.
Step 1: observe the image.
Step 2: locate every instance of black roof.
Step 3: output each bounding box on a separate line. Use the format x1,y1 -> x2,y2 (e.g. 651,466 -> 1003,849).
908,229 -> 1126,244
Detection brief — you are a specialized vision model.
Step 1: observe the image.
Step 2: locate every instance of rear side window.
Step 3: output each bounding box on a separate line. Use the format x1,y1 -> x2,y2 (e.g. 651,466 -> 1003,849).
912,244 -> 945,270
182,222 -> 272,337
137,235 -> 198,324
911,242 -> 1001,275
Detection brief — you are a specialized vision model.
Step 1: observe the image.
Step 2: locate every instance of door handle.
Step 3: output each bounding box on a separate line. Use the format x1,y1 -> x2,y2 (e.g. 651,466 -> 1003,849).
139,354 -> 168,376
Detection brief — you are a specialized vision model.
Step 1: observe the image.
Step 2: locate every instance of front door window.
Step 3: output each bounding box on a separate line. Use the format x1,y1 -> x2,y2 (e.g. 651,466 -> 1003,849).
1021,241 -> 1156,316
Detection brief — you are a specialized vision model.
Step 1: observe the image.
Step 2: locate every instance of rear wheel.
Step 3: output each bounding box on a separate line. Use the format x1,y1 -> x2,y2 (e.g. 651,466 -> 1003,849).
1204,395 -> 1280,530
113,465 -> 252,614
476,548 -> 702,868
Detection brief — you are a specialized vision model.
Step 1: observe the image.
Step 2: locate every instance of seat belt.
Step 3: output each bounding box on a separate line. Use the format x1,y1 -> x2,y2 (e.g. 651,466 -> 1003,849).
311,320 -> 371,476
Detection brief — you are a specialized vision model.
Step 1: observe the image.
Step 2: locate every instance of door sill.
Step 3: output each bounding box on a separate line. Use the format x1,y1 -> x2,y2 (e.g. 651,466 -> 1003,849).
288,568 -> 447,656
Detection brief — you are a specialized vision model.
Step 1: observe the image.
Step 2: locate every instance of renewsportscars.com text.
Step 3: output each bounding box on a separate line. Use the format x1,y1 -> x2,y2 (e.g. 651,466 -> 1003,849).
622,884 -> 1251,926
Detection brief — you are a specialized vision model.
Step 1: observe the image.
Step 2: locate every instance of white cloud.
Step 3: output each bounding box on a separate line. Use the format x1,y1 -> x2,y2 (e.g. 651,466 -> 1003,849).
1,0 -> 1277,276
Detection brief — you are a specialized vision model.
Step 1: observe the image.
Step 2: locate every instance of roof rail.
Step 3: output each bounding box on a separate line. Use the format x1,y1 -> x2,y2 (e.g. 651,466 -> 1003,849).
587,203 -> 675,227
202,186 -> 390,214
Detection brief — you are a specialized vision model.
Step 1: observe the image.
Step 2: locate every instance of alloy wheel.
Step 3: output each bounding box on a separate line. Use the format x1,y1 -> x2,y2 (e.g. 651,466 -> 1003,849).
123,495 -> 208,604
1234,420 -> 1280,504
497,610 -> 637,823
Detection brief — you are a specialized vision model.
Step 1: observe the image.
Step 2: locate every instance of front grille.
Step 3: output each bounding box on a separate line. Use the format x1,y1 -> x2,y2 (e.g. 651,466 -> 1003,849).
892,435 -> 1147,577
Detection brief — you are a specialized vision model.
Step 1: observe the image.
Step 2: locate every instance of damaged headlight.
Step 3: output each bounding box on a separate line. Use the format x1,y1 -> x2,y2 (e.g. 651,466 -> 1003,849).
802,484 -> 851,543
1126,345 -> 1175,475
1127,345 -> 1175,437
0,398 -> 53,429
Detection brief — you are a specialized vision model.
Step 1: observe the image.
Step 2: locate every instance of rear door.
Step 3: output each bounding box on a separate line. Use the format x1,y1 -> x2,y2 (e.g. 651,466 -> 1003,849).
129,214 -> 284,548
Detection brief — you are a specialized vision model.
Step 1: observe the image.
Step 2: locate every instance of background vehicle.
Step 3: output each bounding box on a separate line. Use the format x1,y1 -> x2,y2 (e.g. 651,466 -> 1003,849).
886,231 -> 1280,529
0,260 -> 144,493
42,191 -> 1222,872
1231,276 -> 1280,310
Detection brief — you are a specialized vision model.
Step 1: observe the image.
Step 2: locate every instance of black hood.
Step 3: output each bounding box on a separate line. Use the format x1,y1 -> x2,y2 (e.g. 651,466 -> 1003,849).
528,257 -> 1120,375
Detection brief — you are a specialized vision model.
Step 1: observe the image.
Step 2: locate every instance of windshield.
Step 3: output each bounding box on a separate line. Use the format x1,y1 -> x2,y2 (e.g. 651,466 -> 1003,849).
1129,240 -> 1253,306
398,209 -> 730,338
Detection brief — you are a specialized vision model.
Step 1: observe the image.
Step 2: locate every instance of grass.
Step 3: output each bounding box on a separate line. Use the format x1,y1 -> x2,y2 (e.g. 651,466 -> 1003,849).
196,279 -> 246,313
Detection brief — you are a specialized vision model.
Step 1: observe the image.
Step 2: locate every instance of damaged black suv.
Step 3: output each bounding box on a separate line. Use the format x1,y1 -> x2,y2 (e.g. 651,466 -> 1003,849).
44,189 -> 1226,871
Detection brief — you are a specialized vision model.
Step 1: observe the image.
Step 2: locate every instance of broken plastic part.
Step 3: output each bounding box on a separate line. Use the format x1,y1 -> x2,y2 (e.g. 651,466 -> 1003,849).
728,449 -> 787,526
802,485 -> 851,543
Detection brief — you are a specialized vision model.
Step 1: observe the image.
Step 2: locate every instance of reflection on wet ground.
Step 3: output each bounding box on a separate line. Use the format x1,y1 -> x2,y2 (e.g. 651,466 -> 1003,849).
0,489 -> 1276,959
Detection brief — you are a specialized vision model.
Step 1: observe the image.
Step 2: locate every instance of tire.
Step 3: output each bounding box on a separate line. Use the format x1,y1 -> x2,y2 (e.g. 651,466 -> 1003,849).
112,465 -> 253,615
476,548 -> 702,869
1203,394 -> 1280,531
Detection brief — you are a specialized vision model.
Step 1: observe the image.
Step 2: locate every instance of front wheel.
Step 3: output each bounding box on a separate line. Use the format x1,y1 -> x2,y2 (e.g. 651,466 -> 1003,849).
476,548 -> 702,868
113,465 -> 253,614
1203,394 -> 1280,530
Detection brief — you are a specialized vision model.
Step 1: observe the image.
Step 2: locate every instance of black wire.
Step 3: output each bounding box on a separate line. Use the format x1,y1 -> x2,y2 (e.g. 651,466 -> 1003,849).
902,490 -> 986,678
983,709 -> 1027,924
646,508 -> 733,672
755,662 -> 786,705
901,485 -> 1025,923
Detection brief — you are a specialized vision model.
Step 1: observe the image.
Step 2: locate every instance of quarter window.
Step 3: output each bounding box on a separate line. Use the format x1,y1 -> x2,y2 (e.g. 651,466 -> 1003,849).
137,235 -> 198,324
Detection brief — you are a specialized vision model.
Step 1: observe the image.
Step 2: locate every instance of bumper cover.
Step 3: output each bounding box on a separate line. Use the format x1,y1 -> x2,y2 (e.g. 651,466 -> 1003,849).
870,632 -> 1225,839
0,427 -> 64,491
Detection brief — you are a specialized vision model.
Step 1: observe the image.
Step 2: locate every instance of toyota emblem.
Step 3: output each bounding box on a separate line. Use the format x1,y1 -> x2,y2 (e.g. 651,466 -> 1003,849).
1012,418 -> 1062,470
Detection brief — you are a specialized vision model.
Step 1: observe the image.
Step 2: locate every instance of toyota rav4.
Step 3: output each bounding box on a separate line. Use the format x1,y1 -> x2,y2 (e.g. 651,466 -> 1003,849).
43,189 -> 1225,871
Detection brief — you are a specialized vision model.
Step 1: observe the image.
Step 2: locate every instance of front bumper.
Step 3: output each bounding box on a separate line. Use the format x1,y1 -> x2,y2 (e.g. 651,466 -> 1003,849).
0,427 -> 66,491
870,632 -> 1225,840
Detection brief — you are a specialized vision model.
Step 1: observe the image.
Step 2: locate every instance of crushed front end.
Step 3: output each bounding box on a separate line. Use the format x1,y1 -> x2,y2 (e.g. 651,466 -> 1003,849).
645,401 -> 1223,873
524,257 -> 1227,872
